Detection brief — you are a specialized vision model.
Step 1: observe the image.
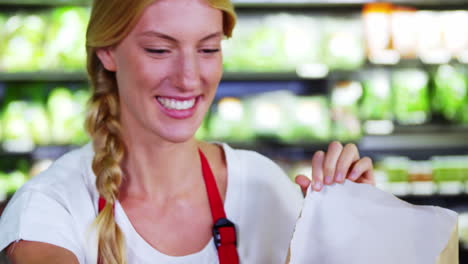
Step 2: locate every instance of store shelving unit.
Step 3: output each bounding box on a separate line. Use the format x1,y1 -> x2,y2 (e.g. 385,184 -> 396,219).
0,72 -> 88,82
0,2 -> 466,164
1,0 -> 468,261
0,0 -> 89,6
0,0 -> 466,180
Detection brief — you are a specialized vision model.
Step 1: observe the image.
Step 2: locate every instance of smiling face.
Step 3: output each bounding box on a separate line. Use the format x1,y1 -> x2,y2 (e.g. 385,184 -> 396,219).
96,0 -> 224,144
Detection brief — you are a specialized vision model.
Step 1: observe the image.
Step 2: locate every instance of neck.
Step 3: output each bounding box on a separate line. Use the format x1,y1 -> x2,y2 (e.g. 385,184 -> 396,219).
118,128 -> 202,202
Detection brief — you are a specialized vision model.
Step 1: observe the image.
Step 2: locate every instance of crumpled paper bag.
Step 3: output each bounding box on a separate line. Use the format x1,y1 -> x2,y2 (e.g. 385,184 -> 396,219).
288,180 -> 458,264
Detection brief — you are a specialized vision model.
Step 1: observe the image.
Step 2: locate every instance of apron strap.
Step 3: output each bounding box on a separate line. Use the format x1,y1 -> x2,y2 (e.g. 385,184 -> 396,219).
96,149 -> 239,264
199,149 -> 239,264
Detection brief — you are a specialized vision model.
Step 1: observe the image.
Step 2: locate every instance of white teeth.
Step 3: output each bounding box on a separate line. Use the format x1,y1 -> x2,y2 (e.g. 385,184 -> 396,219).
157,97 -> 196,110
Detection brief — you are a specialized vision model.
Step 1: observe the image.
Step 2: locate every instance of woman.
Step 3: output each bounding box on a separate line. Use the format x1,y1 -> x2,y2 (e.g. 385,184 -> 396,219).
0,0 -> 374,263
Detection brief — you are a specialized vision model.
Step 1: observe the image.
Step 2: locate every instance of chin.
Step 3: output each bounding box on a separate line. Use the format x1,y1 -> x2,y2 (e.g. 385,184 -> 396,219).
163,133 -> 195,144
155,125 -> 199,144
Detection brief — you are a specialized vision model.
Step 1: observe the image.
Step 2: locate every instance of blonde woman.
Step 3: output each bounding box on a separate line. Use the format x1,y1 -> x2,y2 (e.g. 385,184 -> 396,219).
0,0 -> 374,263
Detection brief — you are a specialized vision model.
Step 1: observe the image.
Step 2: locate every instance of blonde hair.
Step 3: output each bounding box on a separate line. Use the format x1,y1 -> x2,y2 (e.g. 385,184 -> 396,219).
84,0 -> 236,263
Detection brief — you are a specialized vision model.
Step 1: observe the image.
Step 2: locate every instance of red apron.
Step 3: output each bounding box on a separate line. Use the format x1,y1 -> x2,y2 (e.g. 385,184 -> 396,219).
97,149 -> 239,264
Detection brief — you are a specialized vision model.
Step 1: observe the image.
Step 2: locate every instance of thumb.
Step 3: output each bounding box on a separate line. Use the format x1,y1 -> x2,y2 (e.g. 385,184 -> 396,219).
295,175 -> 311,197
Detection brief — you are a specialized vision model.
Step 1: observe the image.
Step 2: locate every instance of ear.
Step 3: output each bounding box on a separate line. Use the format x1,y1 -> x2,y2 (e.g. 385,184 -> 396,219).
96,47 -> 117,72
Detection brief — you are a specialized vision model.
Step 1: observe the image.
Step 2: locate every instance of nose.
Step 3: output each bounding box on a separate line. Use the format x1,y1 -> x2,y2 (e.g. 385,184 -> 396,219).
173,51 -> 201,92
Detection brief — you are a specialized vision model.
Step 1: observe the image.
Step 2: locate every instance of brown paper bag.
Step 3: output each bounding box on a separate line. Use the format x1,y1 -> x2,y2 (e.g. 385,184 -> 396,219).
436,222 -> 458,264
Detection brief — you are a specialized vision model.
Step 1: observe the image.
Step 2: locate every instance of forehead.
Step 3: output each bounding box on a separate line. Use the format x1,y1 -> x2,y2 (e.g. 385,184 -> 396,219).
132,0 -> 224,39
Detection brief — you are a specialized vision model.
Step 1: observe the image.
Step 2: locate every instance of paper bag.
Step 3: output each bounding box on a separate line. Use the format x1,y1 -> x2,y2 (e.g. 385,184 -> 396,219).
288,180 -> 458,264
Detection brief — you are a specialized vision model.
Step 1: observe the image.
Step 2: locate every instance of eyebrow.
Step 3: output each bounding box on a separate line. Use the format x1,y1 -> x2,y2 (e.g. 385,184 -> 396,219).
139,31 -> 223,43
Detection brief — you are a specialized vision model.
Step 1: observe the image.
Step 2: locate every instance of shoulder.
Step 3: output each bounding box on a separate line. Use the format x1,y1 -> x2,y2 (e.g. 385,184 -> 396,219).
0,144 -> 95,263
222,142 -> 303,204
222,143 -> 303,263
19,143 -> 94,199
223,143 -> 287,182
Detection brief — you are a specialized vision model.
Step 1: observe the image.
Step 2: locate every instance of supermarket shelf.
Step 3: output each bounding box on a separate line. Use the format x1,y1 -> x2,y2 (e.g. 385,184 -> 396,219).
0,72 -> 88,82
223,71 -> 325,81
0,0 -> 90,6
400,194 -> 468,212
0,71 -> 329,96
360,128 -> 468,159
233,0 -> 468,10
225,128 -> 468,161
0,145 -> 80,160
1,125 -> 467,161
1,61 -> 464,83
1,0 -> 467,8
0,71 -> 319,82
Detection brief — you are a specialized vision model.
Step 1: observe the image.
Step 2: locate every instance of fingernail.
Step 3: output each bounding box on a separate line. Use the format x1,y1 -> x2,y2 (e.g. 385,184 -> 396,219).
350,171 -> 358,180
314,181 -> 322,191
325,176 -> 332,185
336,173 -> 344,182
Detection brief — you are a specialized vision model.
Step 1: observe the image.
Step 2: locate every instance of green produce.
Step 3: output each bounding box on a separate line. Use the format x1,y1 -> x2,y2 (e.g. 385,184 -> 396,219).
331,81 -> 363,141
0,103 -> 2,141
2,13 -> 48,72
247,91 -> 295,140
243,20 -> 285,71
24,103 -> 51,145
432,156 -> 468,182
70,89 -> 90,145
223,14 -> 326,72
195,117 -> 209,140
2,101 -> 34,151
6,170 -> 28,195
284,96 -> 331,142
209,97 -> 254,141
221,19 -> 250,71
47,88 -> 79,144
323,17 -> 365,70
0,14 -> 7,70
278,15 -> 323,70
380,157 -> 410,182
43,7 -> 90,70
360,70 -> 393,120
433,65 -> 467,122
223,16 -> 286,72
392,69 -> 430,125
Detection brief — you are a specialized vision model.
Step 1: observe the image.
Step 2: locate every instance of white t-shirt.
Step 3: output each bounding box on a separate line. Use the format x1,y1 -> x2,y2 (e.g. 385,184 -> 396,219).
0,142 -> 303,264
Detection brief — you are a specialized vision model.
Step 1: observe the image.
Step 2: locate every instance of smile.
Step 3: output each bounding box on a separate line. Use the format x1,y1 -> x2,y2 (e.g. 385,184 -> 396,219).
154,95 -> 200,120
157,96 -> 196,110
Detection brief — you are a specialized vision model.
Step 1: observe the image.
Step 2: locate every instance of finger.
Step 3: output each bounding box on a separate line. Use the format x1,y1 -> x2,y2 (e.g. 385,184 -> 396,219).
295,174 -> 311,197
356,170 -> 375,186
311,151 -> 325,191
347,156 -> 374,183
334,143 -> 360,183
323,141 -> 343,185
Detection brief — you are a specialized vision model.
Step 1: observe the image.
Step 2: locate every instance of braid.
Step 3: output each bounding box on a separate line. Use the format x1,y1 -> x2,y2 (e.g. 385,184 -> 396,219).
85,61 -> 127,264
84,1 -> 237,262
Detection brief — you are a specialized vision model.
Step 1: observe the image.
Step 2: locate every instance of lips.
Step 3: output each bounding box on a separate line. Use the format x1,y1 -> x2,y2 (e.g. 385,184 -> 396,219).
155,95 -> 200,119
157,96 -> 196,110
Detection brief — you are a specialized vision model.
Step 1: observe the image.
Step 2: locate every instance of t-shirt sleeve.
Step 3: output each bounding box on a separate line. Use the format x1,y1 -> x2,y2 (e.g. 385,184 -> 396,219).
0,189 -> 85,263
240,150 -> 304,264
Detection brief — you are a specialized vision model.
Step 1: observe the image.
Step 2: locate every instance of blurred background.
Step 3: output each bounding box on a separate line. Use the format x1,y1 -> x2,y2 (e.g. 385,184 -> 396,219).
1,0 -> 468,262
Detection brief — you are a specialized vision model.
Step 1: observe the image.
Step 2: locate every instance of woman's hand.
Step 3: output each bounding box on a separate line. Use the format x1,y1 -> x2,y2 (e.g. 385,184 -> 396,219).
295,141 -> 375,195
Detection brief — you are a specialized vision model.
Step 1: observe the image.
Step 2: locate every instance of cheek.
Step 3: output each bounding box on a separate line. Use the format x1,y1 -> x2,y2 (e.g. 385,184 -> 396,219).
202,57 -> 223,88
115,51 -> 169,96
